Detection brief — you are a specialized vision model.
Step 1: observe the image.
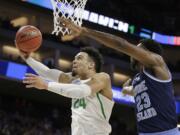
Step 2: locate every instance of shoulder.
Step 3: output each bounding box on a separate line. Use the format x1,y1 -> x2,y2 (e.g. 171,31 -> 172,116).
151,54 -> 166,67
146,55 -> 171,80
93,72 -> 111,81
93,73 -> 112,99
91,72 -> 111,85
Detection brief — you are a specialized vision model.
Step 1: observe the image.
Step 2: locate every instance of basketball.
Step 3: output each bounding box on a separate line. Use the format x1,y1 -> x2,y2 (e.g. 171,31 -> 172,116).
15,25 -> 42,53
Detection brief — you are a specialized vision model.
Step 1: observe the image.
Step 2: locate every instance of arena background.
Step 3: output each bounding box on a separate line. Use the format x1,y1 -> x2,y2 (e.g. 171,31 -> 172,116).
0,0 -> 180,134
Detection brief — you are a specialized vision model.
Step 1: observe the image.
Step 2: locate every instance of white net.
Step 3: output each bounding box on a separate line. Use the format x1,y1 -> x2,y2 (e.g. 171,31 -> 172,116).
50,0 -> 88,36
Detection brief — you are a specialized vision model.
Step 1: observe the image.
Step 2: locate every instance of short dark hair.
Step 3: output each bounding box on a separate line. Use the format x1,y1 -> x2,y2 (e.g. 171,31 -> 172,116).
139,39 -> 163,55
80,47 -> 104,73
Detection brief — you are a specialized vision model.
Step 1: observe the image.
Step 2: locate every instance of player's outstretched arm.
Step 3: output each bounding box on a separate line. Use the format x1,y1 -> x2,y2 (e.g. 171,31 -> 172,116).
85,29 -> 164,67
19,51 -> 72,83
81,29 -> 171,80
23,73 -> 111,99
23,73 -> 91,98
60,19 -> 163,68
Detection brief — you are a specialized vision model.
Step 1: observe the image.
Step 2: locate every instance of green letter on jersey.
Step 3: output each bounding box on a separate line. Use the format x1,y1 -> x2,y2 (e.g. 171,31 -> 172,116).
73,98 -> 86,109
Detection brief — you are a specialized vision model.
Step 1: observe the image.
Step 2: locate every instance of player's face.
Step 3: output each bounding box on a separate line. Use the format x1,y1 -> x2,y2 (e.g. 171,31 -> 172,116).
72,52 -> 94,76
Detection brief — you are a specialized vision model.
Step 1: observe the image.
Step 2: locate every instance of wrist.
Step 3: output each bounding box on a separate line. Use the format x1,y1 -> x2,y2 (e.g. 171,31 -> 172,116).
44,81 -> 49,90
25,56 -> 31,61
25,57 -> 33,64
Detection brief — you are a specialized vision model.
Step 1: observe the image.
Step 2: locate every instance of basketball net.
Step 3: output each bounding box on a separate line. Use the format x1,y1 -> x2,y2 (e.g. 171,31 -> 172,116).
50,0 -> 88,36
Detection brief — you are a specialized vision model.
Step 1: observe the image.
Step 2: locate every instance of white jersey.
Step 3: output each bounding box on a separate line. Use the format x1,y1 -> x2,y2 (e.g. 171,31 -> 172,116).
71,79 -> 114,135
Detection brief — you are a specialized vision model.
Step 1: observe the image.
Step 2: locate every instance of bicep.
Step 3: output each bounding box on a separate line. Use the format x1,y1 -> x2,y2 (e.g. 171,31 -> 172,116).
124,43 -> 162,67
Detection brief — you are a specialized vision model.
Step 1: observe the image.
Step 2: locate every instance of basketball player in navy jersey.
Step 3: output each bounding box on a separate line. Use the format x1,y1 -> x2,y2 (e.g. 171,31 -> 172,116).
60,19 -> 180,135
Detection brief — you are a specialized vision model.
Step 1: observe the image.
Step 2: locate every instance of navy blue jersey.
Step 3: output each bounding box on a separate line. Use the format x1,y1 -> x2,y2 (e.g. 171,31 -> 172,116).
132,70 -> 177,133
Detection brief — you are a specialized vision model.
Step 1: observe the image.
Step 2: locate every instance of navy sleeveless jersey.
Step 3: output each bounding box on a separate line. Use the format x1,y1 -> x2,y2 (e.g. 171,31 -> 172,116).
132,70 -> 177,133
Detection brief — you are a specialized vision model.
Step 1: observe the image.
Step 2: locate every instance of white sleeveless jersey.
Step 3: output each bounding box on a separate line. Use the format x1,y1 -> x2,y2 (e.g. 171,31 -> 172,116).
71,79 -> 114,135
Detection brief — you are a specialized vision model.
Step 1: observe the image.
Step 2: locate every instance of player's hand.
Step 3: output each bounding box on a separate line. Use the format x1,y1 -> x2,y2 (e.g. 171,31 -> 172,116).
59,18 -> 86,41
122,86 -> 134,96
123,78 -> 132,87
23,73 -> 48,90
122,79 -> 134,96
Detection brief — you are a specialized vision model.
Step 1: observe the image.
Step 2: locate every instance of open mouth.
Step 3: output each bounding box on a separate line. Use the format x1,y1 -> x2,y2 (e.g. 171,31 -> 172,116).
72,64 -> 78,69
72,66 -> 78,70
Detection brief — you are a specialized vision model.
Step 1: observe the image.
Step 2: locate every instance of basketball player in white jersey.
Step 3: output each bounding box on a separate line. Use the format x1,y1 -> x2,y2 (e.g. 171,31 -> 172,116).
21,47 -> 114,135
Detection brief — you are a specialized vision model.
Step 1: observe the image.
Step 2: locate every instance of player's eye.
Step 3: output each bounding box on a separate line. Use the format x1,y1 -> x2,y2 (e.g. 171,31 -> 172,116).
77,56 -> 83,60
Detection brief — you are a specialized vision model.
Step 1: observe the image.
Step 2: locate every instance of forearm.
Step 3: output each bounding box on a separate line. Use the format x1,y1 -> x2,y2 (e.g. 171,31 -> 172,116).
82,28 -> 131,54
26,57 -> 62,82
47,82 -> 91,98
82,28 -> 160,66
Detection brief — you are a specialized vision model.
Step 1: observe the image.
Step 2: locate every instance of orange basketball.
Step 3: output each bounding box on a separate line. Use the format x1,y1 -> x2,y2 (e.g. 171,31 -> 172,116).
15,25 -> 42,53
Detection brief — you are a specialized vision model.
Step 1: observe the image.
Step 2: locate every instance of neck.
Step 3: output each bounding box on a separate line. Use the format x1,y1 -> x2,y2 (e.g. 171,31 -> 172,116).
79,70 -> 96,80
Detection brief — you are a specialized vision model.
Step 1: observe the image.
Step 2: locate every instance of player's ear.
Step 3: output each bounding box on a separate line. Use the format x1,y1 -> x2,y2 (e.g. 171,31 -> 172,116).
89,62 -> 95,70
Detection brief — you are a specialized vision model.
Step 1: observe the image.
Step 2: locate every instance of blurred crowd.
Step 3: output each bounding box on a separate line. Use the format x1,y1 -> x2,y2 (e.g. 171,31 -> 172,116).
0,110 -> 70,135
0,95 -> 136,135
0,96 -> 71,135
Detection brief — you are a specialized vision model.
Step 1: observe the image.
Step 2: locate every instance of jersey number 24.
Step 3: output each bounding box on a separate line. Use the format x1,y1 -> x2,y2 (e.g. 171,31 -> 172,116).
73,98 -> 86,109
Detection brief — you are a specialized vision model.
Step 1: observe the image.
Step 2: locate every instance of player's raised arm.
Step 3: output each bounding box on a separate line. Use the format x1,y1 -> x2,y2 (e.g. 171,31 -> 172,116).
19,51 -> 72,83
85,29 -> 165,68
60,19 -> 163,68
15,25 -> 73,83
